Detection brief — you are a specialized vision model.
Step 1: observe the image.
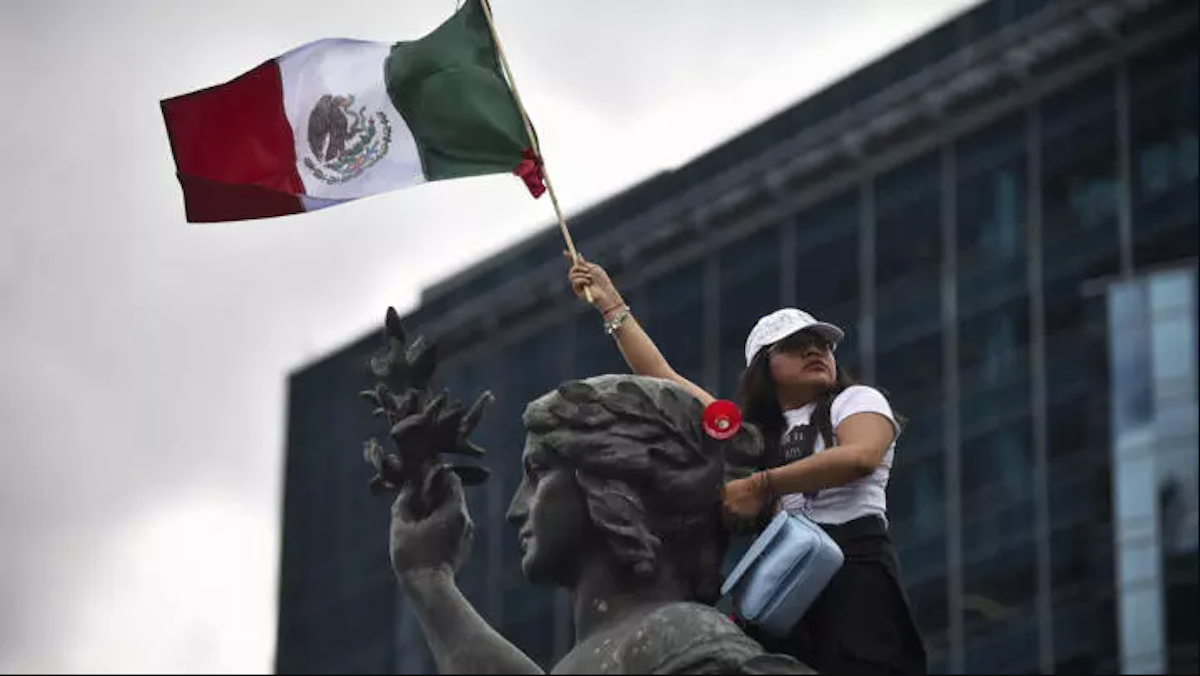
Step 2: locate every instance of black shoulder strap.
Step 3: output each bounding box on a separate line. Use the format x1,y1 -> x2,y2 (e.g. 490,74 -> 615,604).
814,392 -> 837,449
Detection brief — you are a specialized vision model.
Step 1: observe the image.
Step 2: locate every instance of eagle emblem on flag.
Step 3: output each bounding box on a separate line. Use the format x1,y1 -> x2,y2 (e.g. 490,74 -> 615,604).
303,94 -> 393,185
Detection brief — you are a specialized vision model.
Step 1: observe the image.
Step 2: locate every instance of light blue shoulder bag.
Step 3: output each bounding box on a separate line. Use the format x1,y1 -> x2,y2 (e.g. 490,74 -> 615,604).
720,509 -> 844,637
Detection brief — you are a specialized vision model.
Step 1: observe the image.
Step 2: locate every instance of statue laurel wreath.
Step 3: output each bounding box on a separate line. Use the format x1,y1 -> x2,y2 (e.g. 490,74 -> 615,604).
358,307 -> 494,518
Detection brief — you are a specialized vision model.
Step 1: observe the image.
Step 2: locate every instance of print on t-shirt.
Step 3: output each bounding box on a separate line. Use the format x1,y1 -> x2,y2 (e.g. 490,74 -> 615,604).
778,424 -> 818,512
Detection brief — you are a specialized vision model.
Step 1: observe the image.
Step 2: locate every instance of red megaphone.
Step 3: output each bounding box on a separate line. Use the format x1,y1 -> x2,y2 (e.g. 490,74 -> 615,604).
703,400 -> 742,440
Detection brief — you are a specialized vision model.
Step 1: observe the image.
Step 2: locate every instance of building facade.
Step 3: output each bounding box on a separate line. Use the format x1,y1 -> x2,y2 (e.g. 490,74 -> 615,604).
276,0 -> 1198,672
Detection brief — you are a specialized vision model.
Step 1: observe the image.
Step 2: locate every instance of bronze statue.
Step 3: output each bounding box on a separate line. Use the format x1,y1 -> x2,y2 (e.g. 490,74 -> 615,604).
360,308 -> 813,674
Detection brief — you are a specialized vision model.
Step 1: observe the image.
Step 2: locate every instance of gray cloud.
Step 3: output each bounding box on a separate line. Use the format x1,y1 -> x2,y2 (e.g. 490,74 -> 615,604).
0,0 -> 974,672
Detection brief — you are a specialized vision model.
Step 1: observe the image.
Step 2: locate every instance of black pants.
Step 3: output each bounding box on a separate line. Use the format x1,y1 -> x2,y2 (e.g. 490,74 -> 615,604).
741,515 -> 927,674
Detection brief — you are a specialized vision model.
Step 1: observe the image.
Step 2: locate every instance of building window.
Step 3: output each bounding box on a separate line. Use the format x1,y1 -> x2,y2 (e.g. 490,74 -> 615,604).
642,262 -> 707,388
719,227 -> 782,394
786,191 -> 862,377
793,190 -> 861,331
1130,37 -> 1200,270
956,113 -> 1029,316
1040,69 -> 1121,284
876,151 -> 943,300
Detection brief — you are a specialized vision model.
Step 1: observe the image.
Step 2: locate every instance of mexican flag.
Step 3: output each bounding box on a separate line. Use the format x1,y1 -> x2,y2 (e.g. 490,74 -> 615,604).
160,0 -> 544,223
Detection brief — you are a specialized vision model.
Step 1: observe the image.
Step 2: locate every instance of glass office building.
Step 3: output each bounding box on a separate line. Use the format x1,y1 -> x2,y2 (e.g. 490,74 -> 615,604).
275,0 -> 1198,672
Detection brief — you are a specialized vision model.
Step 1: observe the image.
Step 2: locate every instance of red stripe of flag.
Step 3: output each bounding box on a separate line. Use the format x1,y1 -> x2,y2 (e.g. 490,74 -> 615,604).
161,60 -> 305,223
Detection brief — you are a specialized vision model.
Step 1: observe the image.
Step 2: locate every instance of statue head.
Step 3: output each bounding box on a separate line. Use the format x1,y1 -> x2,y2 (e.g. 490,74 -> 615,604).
505,374 -> 763,603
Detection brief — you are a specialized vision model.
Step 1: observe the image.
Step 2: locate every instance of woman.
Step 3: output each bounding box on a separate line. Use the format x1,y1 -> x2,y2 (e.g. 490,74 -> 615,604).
567,253 -> 927,675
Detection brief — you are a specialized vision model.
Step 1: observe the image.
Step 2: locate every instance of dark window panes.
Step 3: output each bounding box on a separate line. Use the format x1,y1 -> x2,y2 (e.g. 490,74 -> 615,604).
875,278 -> 942,353
794,191 -> 860,332
958,295 -> 1031,395
957,115 -> 1029,317
957,161 -> 1025,274
279,340 -> 402,674
720,228 -> 782,394
963,615 -> 1039,675
1048,412 -> 1116,674
1045,318 -> 1114,614
876,333 -> 943,416
1052,595 -> 1119,674
1040,70 -> 1121,286
907,574 -> 950,648
1166,556 -> 1199,674
876,152 -> 943,295
957,113 -> 1026,178
959,419 -> 1036,557
962,538 -> 1039,670
890,449 -> 947,564
1130,37 -> 1200,270
874,153 -> 942,349
1042,286 -> 1110,463
960,410 -> 1034,508
1012,0 -> 1052,22
643,262 -> 707,388
1047,425 -> 1114,542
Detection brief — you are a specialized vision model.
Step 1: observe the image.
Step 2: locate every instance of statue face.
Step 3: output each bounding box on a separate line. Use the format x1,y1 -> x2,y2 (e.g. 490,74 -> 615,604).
505,433 -> 589,585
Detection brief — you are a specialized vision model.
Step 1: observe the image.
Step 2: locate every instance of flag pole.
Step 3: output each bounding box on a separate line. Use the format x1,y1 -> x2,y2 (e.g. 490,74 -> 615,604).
478,0 -> 594,304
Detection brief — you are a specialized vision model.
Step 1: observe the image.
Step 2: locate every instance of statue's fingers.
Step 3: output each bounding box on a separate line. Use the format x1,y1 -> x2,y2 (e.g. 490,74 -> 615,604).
363,438 -> 385,469
422,391 -> 449,421
390,389 -> 420,417
368,351 -> 390,378
420,463 -> 442,499
387,393 -> 444,449
389,415 -> 426,444
459,391 -> 494,438
448,464 -> 490,486
407,338 -> 438,389
425,466 -> 467,516
436,398 -> 465,432
382,453 -> 404,476
447,439 -> 487,458
384,307 -> 406,343
369,475 -> 397,496
381,343 -> 409,383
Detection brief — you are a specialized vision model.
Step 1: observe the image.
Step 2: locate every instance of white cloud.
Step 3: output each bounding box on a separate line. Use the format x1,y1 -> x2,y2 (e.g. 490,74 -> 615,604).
63,496 -> 278,674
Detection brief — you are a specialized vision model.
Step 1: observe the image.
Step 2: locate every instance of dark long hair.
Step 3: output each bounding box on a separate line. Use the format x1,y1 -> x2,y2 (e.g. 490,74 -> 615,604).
735,349 -> 899,468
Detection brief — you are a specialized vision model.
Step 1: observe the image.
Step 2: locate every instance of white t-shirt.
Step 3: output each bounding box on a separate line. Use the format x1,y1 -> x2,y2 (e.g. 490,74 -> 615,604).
778,385 -> 900,526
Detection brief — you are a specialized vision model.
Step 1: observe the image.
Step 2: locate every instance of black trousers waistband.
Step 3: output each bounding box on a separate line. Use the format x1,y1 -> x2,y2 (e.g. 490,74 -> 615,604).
817,515 -> 897,568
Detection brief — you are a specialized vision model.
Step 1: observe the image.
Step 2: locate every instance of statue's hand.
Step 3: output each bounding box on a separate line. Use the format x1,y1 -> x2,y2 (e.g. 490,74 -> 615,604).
390,465 -> 473,576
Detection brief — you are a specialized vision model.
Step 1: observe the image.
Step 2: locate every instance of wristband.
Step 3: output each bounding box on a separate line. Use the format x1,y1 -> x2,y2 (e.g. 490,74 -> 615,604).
603,306 -> 632,335
599,302 -> 624,317
758,470 -> 778,506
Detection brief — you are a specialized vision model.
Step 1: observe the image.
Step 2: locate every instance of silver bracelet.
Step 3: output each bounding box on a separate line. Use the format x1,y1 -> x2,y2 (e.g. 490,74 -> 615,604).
603,306 -> 632,335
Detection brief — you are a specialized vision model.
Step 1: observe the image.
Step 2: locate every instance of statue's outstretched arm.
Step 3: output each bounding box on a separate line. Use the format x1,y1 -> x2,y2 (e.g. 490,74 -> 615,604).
360,308 -> 541,674
399,563 -> 544,675
389,468 -> 543,674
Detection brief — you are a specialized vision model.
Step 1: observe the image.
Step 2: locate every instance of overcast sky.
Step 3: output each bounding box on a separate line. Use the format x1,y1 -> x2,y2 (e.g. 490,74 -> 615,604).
0,0 -> 977,672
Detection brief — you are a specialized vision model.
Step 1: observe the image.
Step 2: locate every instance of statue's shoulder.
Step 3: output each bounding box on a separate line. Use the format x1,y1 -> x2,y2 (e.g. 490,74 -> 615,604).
616,602 -> 812,675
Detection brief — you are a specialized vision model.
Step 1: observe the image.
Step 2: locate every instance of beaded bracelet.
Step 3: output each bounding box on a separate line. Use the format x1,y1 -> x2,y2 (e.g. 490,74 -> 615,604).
603,306 -> 632,335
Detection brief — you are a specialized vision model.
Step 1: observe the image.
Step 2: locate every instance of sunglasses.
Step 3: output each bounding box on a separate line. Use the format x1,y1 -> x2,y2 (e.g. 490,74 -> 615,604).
770,331 -> 837,355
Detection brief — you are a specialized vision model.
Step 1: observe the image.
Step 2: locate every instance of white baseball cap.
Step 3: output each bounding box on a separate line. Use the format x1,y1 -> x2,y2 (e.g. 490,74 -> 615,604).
743,308 -> 845,366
